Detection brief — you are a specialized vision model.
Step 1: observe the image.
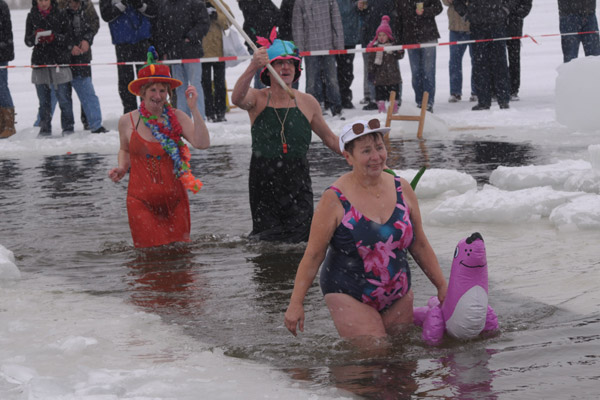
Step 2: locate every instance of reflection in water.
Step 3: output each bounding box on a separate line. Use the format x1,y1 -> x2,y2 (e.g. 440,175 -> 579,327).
126,245 -> 206,316
431,348 -> 497,400
0,159 -> 22,191
38,153 -> 103,198
249,250 -> 303,308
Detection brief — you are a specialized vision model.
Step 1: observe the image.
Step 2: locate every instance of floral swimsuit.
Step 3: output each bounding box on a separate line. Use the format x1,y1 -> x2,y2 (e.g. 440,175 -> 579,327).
319,176 -> 414,311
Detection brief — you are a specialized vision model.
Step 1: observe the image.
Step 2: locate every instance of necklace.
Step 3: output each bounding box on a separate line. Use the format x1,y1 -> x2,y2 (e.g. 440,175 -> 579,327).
353,174 -> 382,198
138,102 -> 203,193
272,92 -> 291,154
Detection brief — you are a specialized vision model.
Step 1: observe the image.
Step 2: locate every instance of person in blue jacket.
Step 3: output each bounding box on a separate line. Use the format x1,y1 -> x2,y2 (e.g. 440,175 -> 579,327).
100,0 -> 156,113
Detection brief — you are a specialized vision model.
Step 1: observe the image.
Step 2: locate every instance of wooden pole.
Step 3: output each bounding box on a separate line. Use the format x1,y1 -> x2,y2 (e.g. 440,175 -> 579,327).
211,0 -> 295,99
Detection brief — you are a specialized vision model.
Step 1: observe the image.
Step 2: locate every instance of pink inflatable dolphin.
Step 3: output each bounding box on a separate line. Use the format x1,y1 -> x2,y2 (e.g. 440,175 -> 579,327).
414,232 -> 498,345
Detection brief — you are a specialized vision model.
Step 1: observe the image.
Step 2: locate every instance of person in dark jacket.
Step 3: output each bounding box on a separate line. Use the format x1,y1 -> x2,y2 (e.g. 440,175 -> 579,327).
63,0 -> 107,133
397,0 -> 443,112
0,0 -> 16,139
506,0 -> 532,100
25,0 -> 74,137
358,0 -> 399,110
237,0 -> 280,89
336,0 -> 361,109
454,0 -> 512,110
100,0 -> 156,114
152,0 -> 209,118
279,0 -> 295,41
557,0 -> 600,63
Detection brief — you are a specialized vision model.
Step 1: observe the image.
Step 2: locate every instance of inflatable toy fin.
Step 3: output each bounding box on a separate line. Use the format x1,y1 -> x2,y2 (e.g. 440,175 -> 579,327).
483,305 -> 499,332
410,165 -> 427,190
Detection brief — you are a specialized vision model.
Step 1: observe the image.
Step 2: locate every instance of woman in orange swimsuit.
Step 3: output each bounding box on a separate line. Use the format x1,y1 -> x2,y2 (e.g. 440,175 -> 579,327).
108,48 -> 210,248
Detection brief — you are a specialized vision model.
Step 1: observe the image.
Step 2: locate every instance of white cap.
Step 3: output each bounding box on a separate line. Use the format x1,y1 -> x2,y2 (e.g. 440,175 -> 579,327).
338,119 -> 391,152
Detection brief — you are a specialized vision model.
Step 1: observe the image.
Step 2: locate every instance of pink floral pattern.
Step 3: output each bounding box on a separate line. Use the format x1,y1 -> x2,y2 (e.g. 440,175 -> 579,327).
328,177 -> 414,311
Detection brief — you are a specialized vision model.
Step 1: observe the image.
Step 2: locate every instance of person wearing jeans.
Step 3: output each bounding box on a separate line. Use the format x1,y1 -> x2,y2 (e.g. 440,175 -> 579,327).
0,0 -> 16,139
304,55 -> 342,115
397,0 -> 443,112
152,0 -> 209,118
443,0 -> 475,102
407,45 -> 437,111
558,0 -> 600,63
35,82 -> 74,135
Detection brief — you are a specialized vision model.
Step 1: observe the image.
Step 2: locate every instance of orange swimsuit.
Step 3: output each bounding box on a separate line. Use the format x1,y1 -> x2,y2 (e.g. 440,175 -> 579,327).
126,113 -> 190,248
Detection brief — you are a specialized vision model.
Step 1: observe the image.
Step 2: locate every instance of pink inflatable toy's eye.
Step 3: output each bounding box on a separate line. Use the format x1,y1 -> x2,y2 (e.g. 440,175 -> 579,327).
454,246 -> 459,259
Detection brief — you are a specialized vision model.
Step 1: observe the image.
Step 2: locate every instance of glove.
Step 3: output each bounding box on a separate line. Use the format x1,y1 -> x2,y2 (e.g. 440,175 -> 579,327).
207,6 -> 217,20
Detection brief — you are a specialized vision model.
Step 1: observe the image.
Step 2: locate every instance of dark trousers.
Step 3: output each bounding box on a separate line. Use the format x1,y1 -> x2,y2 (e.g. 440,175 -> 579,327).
115,40 -> 149,113
471,24 -> 510,107
336,45 -> 355,105
506,38 -> 521,96
201,61 -> 227,118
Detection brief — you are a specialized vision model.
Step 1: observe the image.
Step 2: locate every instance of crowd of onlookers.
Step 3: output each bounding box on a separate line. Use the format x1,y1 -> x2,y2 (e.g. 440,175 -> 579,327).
1,0 -> 599,139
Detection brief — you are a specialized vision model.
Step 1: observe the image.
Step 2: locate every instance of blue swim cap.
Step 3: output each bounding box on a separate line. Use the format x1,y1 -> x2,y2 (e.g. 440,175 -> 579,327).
260,39 -> 302,86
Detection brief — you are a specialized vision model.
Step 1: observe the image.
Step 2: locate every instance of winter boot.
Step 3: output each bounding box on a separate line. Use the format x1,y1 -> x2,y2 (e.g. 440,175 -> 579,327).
377,101 -> 386,113
0,107 -> 16,139
393,101 -> 399,114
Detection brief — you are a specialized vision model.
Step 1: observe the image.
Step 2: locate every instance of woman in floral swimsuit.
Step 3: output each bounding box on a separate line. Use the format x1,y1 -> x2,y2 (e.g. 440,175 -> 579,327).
284,118 -> 447,344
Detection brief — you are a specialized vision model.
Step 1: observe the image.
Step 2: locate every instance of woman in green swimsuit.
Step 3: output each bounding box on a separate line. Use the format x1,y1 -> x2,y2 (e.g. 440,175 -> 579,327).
232,37 -> 340,243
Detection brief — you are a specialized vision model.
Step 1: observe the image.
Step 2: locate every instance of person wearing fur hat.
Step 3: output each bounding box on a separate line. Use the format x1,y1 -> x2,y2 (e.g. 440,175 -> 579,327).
367,15 -> 405,114
231,32 -> 341,243
108,49 -> 210,248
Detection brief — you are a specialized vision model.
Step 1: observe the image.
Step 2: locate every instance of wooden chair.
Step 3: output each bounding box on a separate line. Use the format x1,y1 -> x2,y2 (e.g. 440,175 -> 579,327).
385,91 -> 429,139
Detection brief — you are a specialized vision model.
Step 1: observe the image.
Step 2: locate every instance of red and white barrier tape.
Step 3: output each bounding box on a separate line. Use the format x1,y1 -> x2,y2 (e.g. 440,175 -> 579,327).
1,30 -> 598,69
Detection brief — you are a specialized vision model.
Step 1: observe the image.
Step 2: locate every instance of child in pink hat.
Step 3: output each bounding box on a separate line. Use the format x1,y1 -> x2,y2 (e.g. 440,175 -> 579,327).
367,16 -> 405,113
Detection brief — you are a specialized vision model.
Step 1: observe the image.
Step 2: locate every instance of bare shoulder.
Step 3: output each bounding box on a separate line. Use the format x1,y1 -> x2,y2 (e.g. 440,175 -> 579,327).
295,91 -> 320,121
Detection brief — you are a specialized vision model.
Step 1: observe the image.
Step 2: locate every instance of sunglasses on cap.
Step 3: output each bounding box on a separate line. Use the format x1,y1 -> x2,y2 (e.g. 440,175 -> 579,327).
352,118 -> 381,134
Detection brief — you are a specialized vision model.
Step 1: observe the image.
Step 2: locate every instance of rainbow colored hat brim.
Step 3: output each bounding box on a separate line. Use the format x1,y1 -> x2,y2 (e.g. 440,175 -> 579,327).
128,63 -> 182,96
259,39 -> 302,86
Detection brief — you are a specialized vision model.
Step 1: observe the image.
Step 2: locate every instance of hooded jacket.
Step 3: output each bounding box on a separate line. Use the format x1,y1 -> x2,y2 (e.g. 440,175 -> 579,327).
238,0 -> 280,50
24,0 -> 71,65
99,0 -> 155,45
152,0 -> 209,59
62,0 -> 99,76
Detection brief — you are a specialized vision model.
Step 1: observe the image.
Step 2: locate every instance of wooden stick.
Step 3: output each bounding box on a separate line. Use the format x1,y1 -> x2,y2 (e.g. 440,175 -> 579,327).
211,0 -> 295,99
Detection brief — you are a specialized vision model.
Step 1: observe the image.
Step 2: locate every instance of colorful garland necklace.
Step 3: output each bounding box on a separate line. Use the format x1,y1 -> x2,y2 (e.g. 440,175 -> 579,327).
138,101 -> 203,193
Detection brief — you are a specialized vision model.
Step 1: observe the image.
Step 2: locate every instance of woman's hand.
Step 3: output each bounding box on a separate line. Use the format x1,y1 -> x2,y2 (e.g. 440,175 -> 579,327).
251,46 -> 270,71
284,302 -> 305,336
185,85 -> 198,110
437,282 -> 448,305
108,167 -> 127,182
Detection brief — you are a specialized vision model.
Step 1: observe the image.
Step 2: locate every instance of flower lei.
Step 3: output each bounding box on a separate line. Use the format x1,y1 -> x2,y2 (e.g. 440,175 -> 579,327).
138,101 -> 203,193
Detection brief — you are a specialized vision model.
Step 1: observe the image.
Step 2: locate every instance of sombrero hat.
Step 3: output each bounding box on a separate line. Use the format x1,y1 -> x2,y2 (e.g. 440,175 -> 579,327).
128,46 -> 182,96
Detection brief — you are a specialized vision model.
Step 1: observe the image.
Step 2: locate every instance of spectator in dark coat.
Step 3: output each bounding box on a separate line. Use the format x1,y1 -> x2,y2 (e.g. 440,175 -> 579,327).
557,0 -> 600,63
25,0 -> 74,137
152,0 -> 209,118
0,0 -> 16,139
357,0 -> 399,110
62,0 -> 107,133
454,0 -> 512,110
279,0 -> 295,41
336,0 -> 361,109
397,0 -> 443,112
100,0 -> 156,114
506,0 -> 532,100
237,0 -> 280,89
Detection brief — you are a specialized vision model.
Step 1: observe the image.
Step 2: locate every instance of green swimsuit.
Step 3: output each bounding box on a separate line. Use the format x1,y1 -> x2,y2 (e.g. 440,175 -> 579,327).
248,93 -> 313,242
